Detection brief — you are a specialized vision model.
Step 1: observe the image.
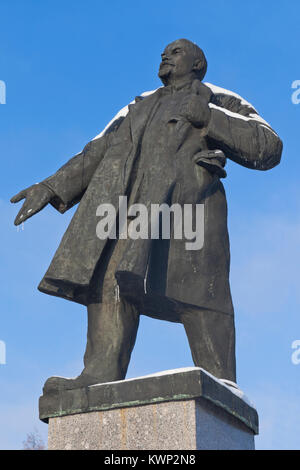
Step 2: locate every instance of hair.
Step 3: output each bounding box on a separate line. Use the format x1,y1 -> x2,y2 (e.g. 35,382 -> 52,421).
177,39 -> 208,81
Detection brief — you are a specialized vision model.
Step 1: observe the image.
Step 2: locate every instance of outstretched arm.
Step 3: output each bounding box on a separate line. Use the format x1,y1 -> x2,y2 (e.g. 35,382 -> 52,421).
10,134 -> 111,225
41,132 -> 112,213
42,110 -> 131,212
10,114 -> 126,225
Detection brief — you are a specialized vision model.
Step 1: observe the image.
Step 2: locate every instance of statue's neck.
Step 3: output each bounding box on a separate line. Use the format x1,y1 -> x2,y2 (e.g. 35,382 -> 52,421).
164,75 -> 195,92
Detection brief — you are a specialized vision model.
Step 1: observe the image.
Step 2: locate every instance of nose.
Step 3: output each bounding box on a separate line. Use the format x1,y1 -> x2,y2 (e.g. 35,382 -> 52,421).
161,53 -> 168,62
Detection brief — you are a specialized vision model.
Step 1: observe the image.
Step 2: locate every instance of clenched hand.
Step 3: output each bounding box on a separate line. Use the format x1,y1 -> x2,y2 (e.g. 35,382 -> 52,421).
179,80 -> 212,128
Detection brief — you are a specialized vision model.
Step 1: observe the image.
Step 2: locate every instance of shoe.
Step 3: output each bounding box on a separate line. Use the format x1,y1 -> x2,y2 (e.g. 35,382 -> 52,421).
43,373 -> 103,393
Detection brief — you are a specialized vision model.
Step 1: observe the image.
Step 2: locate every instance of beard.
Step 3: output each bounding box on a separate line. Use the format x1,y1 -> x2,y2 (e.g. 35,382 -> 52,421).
158,63 -> 173,85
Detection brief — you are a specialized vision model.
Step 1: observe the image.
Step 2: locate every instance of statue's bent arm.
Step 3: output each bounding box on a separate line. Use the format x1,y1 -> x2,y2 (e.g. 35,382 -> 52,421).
206,102 -> 282,171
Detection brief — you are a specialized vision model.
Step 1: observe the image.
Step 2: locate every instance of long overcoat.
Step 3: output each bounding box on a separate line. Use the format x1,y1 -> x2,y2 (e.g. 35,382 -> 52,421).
38,81 -> 282,322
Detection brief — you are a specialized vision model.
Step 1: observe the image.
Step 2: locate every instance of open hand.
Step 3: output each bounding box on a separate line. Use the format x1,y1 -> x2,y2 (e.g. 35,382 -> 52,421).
10,183 -> 54,226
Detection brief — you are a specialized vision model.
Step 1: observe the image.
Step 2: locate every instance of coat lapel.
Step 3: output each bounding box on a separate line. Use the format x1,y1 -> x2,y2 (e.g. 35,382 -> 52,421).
128,90 -> 161,148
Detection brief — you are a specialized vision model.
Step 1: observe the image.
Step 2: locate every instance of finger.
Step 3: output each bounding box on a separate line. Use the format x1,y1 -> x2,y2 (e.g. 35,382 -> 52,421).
14,202 -> 45,226
10,190 -> 26,204
14,208 -> 28,225
14,210 -> 33,226
14,203 -> 34,226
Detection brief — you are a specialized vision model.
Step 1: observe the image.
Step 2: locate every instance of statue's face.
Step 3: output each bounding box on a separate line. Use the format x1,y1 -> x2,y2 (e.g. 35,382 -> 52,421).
158,40 -> 196,85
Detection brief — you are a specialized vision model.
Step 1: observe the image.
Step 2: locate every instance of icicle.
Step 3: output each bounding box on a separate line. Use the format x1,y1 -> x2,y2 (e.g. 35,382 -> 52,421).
21,222 -> 24,231
114,285 -> 120,303
144,261 -> 149,295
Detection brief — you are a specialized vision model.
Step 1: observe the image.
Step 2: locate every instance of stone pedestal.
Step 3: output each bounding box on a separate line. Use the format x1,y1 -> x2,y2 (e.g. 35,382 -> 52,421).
39,368 -> 258,450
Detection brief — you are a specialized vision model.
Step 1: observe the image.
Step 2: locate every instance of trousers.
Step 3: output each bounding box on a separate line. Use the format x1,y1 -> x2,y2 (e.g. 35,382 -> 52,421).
83,236 -> 236,383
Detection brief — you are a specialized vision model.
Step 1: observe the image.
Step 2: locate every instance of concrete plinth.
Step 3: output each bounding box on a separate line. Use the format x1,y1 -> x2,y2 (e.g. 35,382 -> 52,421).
39,368 -> 258,450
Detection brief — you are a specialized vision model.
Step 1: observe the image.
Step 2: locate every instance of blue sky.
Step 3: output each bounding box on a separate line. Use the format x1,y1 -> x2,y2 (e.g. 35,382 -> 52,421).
1,0 -> 300,449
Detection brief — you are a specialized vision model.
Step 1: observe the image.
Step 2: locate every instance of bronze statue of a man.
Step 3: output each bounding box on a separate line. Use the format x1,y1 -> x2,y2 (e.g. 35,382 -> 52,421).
11,39 -> 282,392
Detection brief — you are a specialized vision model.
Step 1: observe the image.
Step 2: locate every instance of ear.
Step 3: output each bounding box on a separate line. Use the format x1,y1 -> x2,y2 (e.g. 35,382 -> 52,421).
192,57 -> 207,81
192,58 -> 204,73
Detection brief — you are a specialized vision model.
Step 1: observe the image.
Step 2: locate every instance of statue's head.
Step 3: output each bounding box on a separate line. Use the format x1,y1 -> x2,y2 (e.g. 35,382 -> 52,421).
158,39 -> 207,86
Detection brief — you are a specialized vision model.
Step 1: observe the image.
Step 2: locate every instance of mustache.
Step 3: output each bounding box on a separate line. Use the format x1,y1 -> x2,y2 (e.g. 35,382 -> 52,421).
159,61 -> 175,68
